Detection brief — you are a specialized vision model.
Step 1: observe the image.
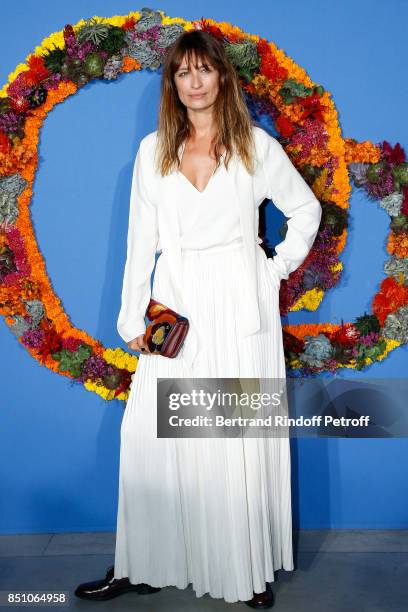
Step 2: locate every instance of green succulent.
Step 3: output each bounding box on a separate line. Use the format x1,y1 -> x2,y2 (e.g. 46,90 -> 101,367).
366,160 -> 387,183
84,52 -> 105,77
391,214 -> 408,234
392,162 -> 408,190
77,17 -> 112,45
354,338 -> 386,370
99,26 -> 126,55
224,40 -> 260,82
301,163 -> 323,185
41,44 -> 66,74
320,201 -> 348,236
103,370 -> 122,390
279,78 -> 314,104
52,343 -> 92,378
354,313 -> 381,336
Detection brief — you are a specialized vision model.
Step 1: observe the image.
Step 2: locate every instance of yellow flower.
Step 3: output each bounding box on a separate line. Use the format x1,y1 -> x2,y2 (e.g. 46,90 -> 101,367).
84,380 -> 112,399
163,15 -> 192,27
376,338 -> 401,361
34,31 -> 66,56
104,347 -> 138,371
292,288 -> 324,311
84,379 -> 129,401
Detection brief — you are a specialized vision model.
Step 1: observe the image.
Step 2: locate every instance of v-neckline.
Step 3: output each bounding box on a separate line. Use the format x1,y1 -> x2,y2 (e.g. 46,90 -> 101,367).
177,140 -> 225,195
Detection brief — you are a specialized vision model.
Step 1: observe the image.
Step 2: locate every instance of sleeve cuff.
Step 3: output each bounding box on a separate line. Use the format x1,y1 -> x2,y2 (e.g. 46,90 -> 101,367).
117,316 -> 146,344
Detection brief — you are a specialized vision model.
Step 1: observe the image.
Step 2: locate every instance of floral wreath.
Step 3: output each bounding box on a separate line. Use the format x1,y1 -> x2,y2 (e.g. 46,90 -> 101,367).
0,8 -> 407,402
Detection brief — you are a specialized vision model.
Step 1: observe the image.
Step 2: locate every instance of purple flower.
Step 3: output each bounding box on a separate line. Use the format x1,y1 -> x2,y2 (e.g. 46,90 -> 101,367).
42,73 -> 62,90
7,73 -> 34,99
0,110 -> 24,134
79,354 -> 106,382
359,331 -> 380,346
77,40 -> 98,61
365,172 -> 394,200
21,328 -> 45,348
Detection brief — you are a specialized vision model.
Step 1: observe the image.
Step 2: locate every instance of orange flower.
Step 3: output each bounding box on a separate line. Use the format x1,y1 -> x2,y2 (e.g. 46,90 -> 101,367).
122,57 -> 141,72
283,323 -> 339,340
344,138 -> 381,164
372,277 -> 408,326
387,231 -> 408,259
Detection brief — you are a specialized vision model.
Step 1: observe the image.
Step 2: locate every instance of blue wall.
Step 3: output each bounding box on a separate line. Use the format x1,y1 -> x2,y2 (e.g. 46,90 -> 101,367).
0,1 -> 407,533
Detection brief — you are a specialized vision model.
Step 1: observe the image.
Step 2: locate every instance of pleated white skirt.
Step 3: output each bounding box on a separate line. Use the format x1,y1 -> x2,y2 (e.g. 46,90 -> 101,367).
113,238 -> 294,603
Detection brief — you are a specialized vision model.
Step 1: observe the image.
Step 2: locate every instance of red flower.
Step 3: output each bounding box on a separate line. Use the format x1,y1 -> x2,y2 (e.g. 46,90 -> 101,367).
61,336 -> 83,352
63,24 -> 76,46
381,140 -> 406,165
27,55 -> 50,83
122,17 -> 136,30
37,327 -> 63,364
114,369 -> 133,397
296,92 -> 325,122
9,96 -> 31,113
7,55 -> 50,102
282,330 -> 304,354
198,19 -> 225,39
276,114 -> 295,138
0,130 -> 11,154
372,276 -> 408,326
327,323 -> 360,347
401,186 -> 408,216
257,39 -> 288,82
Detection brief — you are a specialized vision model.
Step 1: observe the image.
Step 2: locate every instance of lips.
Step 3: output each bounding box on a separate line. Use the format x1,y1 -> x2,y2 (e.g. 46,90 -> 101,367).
190,94 -> 205,98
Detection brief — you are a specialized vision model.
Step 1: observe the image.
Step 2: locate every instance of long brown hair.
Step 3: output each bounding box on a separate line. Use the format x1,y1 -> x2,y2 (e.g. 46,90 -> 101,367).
155,29 -> 256,176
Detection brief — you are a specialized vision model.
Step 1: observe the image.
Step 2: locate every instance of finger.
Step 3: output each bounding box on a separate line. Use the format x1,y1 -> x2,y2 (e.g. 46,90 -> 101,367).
138,339 -> 149,353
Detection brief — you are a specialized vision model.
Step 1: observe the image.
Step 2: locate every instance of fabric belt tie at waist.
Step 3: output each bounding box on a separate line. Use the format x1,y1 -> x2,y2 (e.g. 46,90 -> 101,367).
159,235 -> 263,256
180,236 -> 244,254
171,236 -> 262,372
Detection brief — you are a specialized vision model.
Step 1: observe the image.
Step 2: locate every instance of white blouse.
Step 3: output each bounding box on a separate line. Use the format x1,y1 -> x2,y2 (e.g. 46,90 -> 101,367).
176,143 -> 242,249
117,125 -> 323,355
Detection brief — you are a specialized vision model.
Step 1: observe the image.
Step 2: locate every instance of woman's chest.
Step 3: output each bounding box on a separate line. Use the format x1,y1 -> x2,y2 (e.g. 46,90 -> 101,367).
176,167 -> 240,231
153,157 -> 266,214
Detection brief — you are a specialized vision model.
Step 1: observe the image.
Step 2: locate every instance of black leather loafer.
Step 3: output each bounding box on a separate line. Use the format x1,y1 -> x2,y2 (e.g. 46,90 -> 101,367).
74,565 -> 161,601
244,584 -> 274,609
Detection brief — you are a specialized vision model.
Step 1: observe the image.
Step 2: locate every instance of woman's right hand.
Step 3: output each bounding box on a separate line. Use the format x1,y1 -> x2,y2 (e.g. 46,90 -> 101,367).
127,333 -> 151,354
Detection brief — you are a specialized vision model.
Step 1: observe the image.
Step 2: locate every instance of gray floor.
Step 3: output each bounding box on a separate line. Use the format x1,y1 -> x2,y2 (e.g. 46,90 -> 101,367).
1,530 -> 407,611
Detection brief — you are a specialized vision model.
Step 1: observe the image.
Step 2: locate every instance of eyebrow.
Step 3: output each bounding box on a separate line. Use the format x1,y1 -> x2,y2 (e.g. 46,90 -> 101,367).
177,62 -> 211,72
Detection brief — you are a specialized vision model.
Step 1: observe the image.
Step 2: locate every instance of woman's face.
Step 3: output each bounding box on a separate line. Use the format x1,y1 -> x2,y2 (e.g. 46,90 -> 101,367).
174,52 -> 220,113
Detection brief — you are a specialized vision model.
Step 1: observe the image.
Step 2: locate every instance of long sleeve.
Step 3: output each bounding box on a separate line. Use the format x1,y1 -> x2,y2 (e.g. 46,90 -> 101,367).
117,140 -> 159,343
260,131 -> 322,282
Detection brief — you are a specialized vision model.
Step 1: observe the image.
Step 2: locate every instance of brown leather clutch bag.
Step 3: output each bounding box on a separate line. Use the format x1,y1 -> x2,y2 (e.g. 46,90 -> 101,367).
143,298 -> 189,358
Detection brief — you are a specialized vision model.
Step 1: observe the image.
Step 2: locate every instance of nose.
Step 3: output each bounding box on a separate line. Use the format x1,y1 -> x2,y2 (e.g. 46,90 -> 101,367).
190,70 -> 203,88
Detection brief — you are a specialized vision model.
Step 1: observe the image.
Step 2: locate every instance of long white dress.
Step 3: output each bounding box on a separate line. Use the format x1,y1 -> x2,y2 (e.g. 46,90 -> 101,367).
113,147 -> 294,603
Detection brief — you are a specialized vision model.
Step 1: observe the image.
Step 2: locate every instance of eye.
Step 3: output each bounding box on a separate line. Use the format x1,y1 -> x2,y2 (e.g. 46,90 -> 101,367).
177,66 -> 210,77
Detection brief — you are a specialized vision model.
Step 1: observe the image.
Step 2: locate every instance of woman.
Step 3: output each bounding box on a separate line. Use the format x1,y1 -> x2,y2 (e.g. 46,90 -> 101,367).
75,30 -> 322,608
